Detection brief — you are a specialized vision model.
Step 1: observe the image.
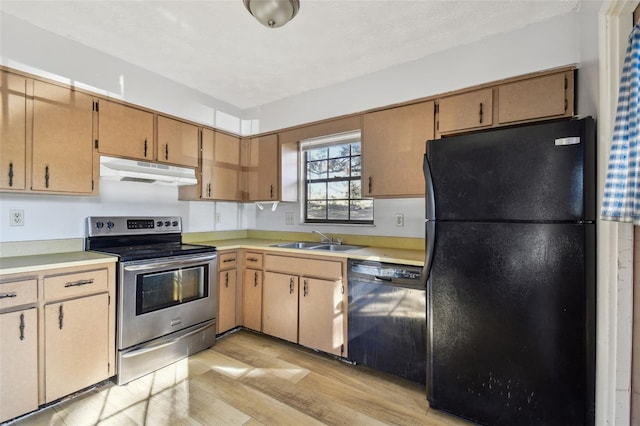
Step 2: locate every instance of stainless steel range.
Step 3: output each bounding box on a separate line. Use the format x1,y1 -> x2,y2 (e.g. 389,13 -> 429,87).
85,216 -> 217,385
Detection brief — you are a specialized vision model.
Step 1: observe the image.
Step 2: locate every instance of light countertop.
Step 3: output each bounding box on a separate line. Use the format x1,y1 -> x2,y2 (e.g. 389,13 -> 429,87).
0,251 -> 118,276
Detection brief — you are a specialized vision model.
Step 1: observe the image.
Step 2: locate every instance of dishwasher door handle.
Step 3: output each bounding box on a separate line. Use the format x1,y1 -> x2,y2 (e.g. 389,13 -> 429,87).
374,275 -> 393,282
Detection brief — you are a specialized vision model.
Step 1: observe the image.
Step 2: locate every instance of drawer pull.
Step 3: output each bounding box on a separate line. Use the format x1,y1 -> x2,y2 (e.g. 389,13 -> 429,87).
64,278 -> 95,288
247,257 -> 258,262
303,279 -> 308,297
19,313 -> 25,340
58,304 -> 64,330
0,292 -> 17,299
223,258 -> 236,263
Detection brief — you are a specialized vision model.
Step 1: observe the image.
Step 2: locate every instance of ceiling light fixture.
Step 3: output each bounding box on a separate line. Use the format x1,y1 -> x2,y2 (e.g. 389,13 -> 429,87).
243,0 -> 300,28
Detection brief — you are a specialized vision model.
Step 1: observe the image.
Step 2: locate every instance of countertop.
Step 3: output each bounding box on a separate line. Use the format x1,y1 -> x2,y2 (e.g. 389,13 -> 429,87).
195,238 -> 425,266
0,251 -> 118,276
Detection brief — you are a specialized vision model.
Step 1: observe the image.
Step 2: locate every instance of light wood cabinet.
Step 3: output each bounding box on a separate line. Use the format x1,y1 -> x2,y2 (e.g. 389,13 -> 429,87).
497,71 -> 573,124
437,89 -> 493,135
0,70 -> 27,190
213,131 -> 242,201
0,277 -> 38,424
156,115 -> 199,168
97,100 -> 154,160
262,254 -> 346,356
44,292 -> 109,403
217,250 -> 238,334
243,267 -> 262,331
32,80 -> 95,194
362,101 -> 435,197
244,134 -> 279,201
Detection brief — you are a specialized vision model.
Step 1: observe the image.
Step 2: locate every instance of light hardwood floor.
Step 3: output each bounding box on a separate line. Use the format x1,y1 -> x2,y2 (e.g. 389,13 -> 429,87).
9,330 -> 471,425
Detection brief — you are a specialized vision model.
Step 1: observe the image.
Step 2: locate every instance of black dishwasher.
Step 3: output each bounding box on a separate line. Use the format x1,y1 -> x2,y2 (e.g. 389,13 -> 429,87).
347,259 -> 426,384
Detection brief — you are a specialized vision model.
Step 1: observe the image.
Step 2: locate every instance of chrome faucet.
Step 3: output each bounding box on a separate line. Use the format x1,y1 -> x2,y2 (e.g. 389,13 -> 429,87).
313,230 -> 334,244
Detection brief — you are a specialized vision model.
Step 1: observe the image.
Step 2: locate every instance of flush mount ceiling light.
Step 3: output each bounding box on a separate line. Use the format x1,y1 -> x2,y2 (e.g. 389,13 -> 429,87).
243,0 -> 300,28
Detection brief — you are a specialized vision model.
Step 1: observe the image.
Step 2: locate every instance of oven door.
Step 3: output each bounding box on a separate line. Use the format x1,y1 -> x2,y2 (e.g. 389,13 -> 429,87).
119,252 -> 217,349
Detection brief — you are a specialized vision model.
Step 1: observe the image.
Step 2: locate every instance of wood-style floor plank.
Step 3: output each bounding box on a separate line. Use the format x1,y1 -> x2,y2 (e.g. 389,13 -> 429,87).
9,329 -> 471,426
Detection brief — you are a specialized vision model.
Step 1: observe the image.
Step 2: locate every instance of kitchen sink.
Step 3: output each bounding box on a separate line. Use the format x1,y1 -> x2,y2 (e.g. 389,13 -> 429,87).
270,242 -> 365,252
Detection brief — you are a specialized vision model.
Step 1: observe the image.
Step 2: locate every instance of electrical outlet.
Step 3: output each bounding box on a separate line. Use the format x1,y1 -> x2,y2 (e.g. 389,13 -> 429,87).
395,213 -> 404,227
10,209 -> 24,226
215,212 -> 221,224
285,212 -> 295,225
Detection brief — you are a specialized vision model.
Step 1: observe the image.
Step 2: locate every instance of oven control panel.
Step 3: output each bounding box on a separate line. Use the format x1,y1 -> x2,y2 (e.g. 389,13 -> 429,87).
86,216 -> 182,236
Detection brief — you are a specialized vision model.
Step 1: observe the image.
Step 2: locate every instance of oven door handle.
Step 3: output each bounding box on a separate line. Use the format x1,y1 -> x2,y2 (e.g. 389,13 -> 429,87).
123,253 -> 217,271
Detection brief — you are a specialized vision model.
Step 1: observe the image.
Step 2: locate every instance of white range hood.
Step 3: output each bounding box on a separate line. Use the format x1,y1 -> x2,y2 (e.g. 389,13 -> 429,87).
100,156 -> 197,186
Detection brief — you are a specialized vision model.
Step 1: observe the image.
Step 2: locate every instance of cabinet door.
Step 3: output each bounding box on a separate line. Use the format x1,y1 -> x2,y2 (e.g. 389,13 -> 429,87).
497,72 -> 572,124
211,131 -> 242,201
32,81 -> 94,193
97,100 -> 154,160
263,272 -> 298,343
362,101 -> 434,197
201,127 -> 215,199
44,293 -> 109,402
0,308 -> 38,423
243,268 -> 262,331
299,278 -> 344,356
218,269 -> 237,334
437,88 -> 493,135
0,71 -> 27,190
245,134 -> 279,201
156,115 -> 199,168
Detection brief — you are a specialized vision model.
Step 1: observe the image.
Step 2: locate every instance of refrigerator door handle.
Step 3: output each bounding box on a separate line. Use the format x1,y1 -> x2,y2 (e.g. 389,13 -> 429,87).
423,154 -> 436,221
422,220 -> 436,287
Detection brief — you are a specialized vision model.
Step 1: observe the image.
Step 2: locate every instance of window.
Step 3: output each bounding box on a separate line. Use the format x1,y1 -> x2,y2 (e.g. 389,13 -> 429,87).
302,132 -> 373,224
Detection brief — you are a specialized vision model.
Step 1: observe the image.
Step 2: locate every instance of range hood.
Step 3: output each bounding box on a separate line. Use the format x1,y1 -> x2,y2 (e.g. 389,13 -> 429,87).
100,156 -> 197,186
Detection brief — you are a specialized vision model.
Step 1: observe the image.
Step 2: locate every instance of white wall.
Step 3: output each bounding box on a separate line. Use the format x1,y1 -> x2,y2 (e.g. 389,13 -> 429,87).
0,5 -> 600,243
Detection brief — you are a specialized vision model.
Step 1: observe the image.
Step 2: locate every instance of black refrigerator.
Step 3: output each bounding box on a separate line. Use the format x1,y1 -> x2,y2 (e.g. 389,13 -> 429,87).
422,118 -> 596,426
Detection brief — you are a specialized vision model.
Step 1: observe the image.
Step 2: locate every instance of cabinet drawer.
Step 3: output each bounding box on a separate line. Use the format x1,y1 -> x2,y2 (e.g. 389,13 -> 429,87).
0,279 -> 37,311
244,252 -> 263,269
264,255 -> 342,280
219,251 -> 238,269
44,269 -> 108,301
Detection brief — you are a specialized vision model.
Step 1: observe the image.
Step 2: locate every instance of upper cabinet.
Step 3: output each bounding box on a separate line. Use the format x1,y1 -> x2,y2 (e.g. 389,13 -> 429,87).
96,100 -> 154,161
362,101 -> 435,197
211,131 -> 242,201
244,134 -> 279,201
31,80 -> 95,194
436,69 -> 574,137
156,115 -> 199,168
0,70 -> 27,191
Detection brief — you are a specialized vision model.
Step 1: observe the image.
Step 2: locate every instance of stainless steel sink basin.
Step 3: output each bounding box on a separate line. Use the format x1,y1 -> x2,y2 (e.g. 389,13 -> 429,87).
270,242 -> 365,252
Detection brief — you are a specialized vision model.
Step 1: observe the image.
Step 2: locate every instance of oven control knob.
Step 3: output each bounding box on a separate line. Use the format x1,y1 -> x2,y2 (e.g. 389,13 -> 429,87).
157,221 -> 163,227
106,221 -> 115,229
96,221 -> 104,229
164,221 -> 171,227
172,221 -> 178,227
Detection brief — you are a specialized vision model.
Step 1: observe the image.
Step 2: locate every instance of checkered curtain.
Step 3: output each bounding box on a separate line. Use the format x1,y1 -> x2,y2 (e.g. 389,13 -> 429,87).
601,23 -> 640,223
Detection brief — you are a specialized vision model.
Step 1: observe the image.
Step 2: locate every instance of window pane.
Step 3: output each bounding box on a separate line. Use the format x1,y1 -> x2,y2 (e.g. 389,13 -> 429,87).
350,180 -> 362,198
307,201 -> 326,220
351,156 -> 361,177
351,199 -> 374,221
328,144 -> 350,159
307,147 -> 328,161
328,157 -> 350,178
307,160 -> 327,180
308,182 -> 326,200
328,181 -> 348,199
351,143 -> 361,155
328,200 -> 349,220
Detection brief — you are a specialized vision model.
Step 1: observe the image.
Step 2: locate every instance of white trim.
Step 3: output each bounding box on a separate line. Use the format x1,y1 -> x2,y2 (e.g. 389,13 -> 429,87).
598,2 -> 636,425
299,130 -> 361,150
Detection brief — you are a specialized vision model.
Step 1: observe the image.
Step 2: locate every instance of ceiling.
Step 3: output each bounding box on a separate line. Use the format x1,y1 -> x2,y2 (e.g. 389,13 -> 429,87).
0,0 -> 582,111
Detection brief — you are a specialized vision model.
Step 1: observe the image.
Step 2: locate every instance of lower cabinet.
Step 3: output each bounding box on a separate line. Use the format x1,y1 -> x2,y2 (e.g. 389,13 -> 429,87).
262,254 -> 346,357
243,267 -> 262,331
217,250 -> 238,334
44,293 -> 109,402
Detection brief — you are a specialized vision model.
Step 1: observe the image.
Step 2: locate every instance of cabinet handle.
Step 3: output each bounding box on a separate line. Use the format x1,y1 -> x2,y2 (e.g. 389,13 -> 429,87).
303,279 -> 308,297
479,102 -> 484,124
247,257 -> 258,262
165,144 -> 169,160
223,258 -> 236,263
207,183 -> 211,197
19,313 -> 25,340
0,292 -> 17,299
58,304 -> 64,330
225,272 -> 229,288
368,176 -> 372,194
564,99 -> 568,112
270,184 -> 273,198
45,165 -> 50,188
144,138 -> 148,158
64,278 -> 94,288
289,277 -> 294,294
254,271 -> 258,287
8,162 -> 13,187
